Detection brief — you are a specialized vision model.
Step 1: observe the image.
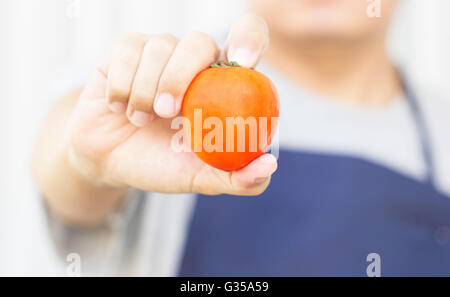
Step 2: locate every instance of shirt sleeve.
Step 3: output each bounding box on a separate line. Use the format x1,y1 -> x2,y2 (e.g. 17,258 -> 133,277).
43,189 -> 148,276
41,60 -> 149,276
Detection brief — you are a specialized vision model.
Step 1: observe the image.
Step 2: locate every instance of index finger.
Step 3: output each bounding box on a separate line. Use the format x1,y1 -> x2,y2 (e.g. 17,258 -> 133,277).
223,14 -> 269,68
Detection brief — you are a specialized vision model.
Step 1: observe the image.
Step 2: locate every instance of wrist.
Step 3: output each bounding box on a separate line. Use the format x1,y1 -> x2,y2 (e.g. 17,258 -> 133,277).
65,143 -> 129,192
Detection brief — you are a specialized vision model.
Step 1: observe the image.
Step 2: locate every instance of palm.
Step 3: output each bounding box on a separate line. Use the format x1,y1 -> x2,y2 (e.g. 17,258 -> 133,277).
67,21 -> 275,195
69,94 -> 220,193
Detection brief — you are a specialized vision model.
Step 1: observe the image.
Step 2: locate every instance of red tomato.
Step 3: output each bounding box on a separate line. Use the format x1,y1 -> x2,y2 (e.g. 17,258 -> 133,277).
182,63 -> 279,171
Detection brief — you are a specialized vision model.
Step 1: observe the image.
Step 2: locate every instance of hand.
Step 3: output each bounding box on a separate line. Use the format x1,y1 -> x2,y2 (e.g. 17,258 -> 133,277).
66,14 -> 277,196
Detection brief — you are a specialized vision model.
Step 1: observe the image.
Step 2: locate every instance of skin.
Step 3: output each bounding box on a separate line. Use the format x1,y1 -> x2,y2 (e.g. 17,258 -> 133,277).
32,15 -> 275,226
33,0 -> 401,226
254,0 -> 402,104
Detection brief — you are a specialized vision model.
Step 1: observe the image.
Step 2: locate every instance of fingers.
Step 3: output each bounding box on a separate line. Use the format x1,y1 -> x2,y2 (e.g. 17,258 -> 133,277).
231,154 -> 278,193
103,33 -> 149,113
153,32 -> 219,118
98,14 -> 267,126
127,34 -> 178,126
196,154 -> 278,196
223,14 -> 269,68
98,32 -> 218,126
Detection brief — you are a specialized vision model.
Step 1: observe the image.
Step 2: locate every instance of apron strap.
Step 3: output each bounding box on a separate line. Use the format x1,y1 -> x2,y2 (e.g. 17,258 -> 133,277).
401,73 -> 436,185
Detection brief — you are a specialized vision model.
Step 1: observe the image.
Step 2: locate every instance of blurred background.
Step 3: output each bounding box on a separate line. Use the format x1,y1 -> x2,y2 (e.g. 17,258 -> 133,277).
0,0 -> 449,275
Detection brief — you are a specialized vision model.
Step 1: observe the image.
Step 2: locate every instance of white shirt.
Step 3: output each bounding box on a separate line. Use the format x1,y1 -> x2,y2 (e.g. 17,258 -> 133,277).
13,61 -> 450,276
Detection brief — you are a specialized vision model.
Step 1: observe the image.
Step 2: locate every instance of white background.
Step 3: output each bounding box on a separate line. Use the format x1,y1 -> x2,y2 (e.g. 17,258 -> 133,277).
0,0 -> 449,275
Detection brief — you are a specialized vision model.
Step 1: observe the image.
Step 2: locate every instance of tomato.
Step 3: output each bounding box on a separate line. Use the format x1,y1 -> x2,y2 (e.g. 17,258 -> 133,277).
182,62 -> 279,171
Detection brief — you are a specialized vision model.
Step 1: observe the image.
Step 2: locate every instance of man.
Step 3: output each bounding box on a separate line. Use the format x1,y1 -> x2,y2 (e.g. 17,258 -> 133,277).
33,0 -> 450,276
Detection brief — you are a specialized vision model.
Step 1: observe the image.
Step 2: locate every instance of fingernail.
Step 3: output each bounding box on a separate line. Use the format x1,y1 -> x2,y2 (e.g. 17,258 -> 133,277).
259,154 -> 277,164
154,93 -> 176,117
129,110 -> 153,127
227,48 -> 255,68
109,102 -> 127,113
253,177 -> 269,185
252,154 -> 277,184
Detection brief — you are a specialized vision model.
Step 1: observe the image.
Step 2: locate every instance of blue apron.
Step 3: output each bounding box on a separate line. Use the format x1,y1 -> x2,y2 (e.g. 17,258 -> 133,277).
178,78 -> 450,276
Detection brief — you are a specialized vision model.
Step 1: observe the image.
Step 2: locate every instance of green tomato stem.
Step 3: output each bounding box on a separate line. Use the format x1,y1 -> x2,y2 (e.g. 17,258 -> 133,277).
210,60 -> 241,68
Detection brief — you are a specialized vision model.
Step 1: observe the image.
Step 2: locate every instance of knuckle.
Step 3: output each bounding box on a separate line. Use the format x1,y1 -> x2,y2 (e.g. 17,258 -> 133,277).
185,31 -> 210,42
159,71 -> 184,91
108,85 -> 129,102
117,46 -> 139,64
148,34 -> 178,55
130,91 -> 153,110
113,33 -> 146,62
185,31 -> 217,52
157,33 -> 178,44
119,32 -> 146,43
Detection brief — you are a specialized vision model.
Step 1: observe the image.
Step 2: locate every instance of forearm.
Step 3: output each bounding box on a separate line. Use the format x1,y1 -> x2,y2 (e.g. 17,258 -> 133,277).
32,89 -> 129,227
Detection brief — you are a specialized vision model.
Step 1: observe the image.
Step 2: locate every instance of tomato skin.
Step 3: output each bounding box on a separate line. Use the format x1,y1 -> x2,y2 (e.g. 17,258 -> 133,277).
182,66 -> 279,171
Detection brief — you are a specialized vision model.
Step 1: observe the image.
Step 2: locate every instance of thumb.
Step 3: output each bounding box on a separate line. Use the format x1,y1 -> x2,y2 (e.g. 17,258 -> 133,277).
223,14 -> 269,68
196,154 -> 278,196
